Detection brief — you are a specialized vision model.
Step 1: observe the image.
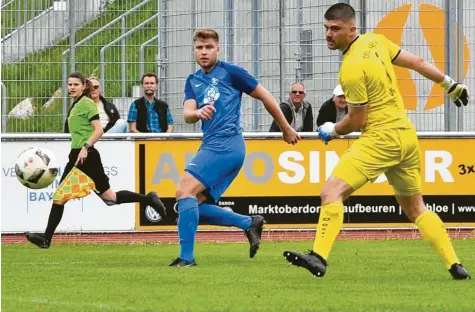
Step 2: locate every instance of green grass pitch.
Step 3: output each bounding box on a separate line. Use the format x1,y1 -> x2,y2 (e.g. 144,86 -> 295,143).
2,240 -> 474,312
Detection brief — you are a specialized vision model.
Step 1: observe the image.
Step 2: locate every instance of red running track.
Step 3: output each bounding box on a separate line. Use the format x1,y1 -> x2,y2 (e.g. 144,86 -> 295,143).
2,229 -> 474,244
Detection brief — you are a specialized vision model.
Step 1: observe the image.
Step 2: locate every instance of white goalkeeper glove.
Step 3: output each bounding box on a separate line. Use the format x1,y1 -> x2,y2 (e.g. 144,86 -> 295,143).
317,122 -> 339,144
440,75 -> 469,107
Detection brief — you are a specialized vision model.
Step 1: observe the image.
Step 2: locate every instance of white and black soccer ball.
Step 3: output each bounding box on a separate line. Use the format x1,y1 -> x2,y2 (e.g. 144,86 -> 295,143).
15,147 -> 59,189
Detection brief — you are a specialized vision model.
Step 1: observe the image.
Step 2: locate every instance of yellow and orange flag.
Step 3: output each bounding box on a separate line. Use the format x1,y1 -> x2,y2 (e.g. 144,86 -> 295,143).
52,167 -> 96,201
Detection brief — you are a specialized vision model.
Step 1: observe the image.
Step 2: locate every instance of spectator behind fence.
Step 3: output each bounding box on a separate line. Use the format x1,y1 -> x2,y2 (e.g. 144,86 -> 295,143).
88,76 -> 128,133
316,84 -> 348,127
269,82 -> 314,132
128,73 -> 174,133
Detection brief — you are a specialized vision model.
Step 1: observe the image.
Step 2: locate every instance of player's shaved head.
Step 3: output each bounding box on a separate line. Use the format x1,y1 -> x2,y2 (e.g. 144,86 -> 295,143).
193,28 -> 219,43
324,3 -> 356,24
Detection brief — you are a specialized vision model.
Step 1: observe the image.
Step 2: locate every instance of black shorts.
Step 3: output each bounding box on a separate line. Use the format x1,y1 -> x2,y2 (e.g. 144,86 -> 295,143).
60,147 -> 110,194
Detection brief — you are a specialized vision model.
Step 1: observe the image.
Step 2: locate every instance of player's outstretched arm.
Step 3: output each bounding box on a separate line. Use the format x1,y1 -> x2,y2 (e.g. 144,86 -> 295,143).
393,50 -> 469,107
250,84 -> 300,144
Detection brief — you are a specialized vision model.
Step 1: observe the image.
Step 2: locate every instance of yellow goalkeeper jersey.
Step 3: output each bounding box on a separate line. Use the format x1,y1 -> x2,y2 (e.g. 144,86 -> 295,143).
339,32 -> 413,133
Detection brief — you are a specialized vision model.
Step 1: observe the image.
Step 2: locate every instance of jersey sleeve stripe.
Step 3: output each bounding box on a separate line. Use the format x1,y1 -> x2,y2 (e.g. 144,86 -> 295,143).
391,49 -> 402,63
89,114 -> 99,121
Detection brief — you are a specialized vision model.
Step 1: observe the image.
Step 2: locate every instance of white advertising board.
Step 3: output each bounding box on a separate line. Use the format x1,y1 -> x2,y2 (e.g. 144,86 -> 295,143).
1,141 -> 136,233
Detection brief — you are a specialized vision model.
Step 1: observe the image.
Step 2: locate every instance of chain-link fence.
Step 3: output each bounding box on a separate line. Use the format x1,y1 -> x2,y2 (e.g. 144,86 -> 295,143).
1,0 -> 474,133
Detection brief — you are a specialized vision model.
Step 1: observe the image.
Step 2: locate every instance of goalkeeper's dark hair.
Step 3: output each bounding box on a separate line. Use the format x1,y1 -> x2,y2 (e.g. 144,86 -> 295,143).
324,3 -> 356,23
68,71 -> 94,98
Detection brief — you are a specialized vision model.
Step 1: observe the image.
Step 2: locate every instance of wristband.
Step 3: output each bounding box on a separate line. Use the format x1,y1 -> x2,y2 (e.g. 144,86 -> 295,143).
439,75 -> 455,90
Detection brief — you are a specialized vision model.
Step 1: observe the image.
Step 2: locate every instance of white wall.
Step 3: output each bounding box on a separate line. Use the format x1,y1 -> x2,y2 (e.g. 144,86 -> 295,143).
1,140 -> 136,233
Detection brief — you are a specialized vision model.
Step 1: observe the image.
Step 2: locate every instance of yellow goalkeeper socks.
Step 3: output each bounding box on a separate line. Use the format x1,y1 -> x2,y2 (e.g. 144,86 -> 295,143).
416,210 -> 460,269
313,201 -> 344,260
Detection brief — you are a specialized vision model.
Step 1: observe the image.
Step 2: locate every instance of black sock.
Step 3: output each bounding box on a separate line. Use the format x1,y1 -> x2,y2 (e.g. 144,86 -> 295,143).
44,203 -> 64,241
116,190 -> 150,205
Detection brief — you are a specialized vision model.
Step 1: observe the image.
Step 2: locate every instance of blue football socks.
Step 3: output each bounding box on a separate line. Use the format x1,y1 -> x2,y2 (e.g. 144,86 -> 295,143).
177,197 -> 199,262
199,203 -> 252,230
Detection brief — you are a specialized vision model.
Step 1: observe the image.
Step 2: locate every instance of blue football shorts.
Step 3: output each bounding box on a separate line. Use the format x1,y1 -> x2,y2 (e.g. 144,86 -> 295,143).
185,134 -> 246,203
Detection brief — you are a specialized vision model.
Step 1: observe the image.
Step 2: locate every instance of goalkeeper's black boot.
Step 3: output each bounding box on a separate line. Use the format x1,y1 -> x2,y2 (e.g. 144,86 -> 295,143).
25,232 -> 51,249
245,215 -> 265,258
146,192 -> 167,218
449,263 -> 471,280
168,258 -> 196,267
283,250 -> 327,277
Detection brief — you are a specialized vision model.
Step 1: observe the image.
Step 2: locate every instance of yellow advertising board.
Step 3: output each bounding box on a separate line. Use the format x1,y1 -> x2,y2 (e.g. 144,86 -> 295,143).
135,138 -> 475,230
138,138 -> 475,196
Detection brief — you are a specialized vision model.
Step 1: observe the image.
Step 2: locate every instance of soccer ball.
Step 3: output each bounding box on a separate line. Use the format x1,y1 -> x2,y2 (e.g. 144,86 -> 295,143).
15,147 -> 59,189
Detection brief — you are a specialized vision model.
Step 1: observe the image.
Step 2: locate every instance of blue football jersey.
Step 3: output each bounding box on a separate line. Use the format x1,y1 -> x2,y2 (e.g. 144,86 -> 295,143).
184,60 -> 258,146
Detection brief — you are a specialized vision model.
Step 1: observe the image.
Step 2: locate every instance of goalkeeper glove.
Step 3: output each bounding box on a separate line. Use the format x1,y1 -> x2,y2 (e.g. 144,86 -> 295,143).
440,75 -> 469,107
317,122 -> 339,144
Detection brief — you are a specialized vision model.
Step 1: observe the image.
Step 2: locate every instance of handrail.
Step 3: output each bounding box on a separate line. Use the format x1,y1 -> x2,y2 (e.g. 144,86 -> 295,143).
0,0 -> 51,10
3,132 -> 475,142
1,0 -> 16,9
139,35 -> 160,79
1,4 -> 54,43
100,13 -> 160,95
61,0 -> 154,123
1,81 -> 7,133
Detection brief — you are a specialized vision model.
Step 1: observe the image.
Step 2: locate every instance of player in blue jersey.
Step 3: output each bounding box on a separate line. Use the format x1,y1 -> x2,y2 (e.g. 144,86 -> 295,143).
169,28 -> 300,267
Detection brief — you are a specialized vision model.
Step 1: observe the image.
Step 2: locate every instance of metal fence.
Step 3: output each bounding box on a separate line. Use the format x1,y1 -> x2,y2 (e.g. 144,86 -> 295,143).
1,0 -> 474,133
1,0 -> 54,38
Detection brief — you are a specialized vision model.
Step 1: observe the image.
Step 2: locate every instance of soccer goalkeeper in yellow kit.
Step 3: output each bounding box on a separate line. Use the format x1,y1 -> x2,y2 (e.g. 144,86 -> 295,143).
284,3 -> 471,280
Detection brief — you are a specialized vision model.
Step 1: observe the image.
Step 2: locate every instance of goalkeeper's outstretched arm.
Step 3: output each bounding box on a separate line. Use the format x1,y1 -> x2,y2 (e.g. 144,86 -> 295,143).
393,50 -> 469,107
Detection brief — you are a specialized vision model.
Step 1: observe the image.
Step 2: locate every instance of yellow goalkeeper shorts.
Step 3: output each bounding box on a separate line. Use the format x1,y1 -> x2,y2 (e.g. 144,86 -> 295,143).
331,128 -> 421,196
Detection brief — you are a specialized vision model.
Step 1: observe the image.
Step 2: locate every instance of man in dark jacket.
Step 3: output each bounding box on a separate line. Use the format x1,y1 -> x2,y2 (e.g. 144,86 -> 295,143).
128,72 -> 174,133
89,76 -> 128,133
316,84 -> 348,127
269,82 -> 313,132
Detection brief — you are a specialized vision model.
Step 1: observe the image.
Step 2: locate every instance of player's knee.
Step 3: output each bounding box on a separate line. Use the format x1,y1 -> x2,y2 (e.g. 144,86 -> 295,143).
397,193 -> 425,222
175,177 -> 200,200
320,178 -> 348,203
402,205 -> 421,222
320,182 -> 336,201
175,186 -> 192,200
320,188 -> 332,203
